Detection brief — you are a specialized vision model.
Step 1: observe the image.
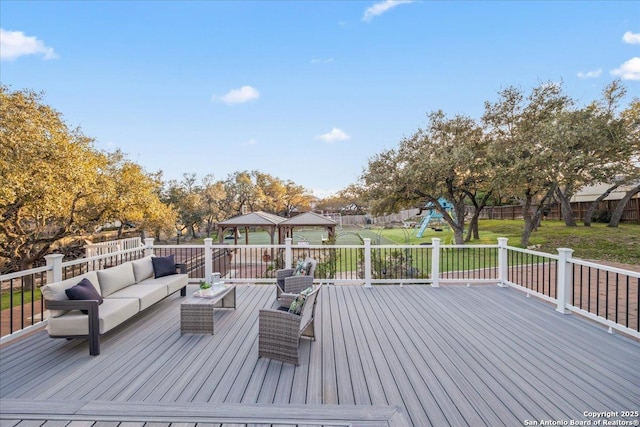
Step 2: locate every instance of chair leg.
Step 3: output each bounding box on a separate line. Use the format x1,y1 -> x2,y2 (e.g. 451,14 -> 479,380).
301,322 -> 315,340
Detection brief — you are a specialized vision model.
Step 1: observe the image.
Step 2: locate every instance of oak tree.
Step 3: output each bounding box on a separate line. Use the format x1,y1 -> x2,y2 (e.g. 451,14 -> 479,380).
1,86 -> 109,272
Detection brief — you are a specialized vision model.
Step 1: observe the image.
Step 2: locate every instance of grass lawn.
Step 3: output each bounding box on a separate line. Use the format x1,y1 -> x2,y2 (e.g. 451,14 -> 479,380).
187,219 -> 639,266
0,288 -> 41,311
376,220 -> 640,266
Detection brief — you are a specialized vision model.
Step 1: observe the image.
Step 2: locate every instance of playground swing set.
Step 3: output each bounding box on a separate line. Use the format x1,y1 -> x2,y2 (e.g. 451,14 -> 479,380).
415,198 -> 455,238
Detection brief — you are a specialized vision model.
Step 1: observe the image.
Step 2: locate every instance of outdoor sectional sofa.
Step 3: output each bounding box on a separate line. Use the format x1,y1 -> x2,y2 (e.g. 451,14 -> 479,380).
41,255 -> 188,356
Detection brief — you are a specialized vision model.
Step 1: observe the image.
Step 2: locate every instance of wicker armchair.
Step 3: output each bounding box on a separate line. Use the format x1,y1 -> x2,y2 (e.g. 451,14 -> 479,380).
258,284 -> 322,365
275,258 -> 317,299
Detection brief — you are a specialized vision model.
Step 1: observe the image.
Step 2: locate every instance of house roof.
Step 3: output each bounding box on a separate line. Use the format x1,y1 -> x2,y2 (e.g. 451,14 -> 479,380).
571,182 -> 640,203
280,211 -> 337,226
217,211 -> 287,226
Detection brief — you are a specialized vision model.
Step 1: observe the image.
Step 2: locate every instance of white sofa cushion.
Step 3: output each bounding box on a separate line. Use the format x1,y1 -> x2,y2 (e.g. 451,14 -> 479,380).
131,257 -> 154,283
141,274 -> 188,295
41,271 -> 100,318
97,262 -> 136,297
46,298 -> 139,336
107,284 -> 167,311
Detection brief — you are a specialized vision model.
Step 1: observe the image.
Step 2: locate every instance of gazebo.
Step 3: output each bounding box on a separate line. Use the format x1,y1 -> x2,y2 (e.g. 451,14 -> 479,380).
278,211 -> 337,244
217,211 -> 287,244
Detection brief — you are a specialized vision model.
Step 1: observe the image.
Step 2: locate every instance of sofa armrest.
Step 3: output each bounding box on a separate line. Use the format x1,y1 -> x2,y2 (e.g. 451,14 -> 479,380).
45,299 -> 98,312
44,299 -> 101,356
175,263 -> 187,274
174,263 -> 188,296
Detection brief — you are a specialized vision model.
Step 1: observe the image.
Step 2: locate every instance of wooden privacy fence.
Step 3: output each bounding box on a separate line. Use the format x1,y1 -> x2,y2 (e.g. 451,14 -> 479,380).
474,197 -> 640,223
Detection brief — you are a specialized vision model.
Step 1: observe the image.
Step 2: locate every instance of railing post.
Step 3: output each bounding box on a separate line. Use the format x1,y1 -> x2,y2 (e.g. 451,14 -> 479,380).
431,238 -> 440,288
204,238 -> 213,282
45,254 -> 64,284
556,248 -> 574,314
364,238 -> 372,288
144,238 -> 155,257
497,237 -> 509,287
285,238 -> 293,269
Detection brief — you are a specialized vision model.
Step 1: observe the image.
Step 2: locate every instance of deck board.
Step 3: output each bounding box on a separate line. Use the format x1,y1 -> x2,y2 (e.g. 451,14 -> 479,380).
1,284 -> 639,426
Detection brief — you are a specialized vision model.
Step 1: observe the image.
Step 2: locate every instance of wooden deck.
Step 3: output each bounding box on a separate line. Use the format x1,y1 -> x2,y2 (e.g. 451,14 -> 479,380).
1,284 -> 639,426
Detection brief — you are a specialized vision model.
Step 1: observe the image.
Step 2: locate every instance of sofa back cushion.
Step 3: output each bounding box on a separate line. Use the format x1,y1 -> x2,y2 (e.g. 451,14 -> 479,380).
41,271 -> 100,318
97,262 -> 136,297
132,257 -> 154,283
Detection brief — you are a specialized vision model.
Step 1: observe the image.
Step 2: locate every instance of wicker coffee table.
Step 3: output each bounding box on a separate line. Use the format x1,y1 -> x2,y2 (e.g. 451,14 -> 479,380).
180,284 -> 236,334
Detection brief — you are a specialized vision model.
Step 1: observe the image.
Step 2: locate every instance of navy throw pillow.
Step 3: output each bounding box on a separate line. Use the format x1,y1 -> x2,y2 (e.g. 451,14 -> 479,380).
65,278 -> 103,314
152,254 -> 177,278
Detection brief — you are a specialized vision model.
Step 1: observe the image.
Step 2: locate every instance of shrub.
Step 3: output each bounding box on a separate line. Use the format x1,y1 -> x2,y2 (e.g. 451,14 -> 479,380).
591,210 -> 612,223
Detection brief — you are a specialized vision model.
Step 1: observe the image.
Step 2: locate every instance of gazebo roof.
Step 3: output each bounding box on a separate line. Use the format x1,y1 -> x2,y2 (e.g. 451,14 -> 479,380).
217,211 -> 287,227
280,211 -> 337,226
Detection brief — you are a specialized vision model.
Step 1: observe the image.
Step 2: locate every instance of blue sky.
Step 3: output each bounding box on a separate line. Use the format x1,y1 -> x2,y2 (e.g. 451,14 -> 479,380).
1,1 -> 639,198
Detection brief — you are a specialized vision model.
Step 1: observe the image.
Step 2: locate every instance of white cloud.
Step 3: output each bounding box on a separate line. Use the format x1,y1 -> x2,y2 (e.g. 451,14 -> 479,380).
242,139 -> 257,146
610,57 -> 640,81
622,31 -> 640,44
362,0 -> 414,22
212,86 -> 260,104
577,69 -> 602,79
317,127 -> 350,143
0,28 -> 58,61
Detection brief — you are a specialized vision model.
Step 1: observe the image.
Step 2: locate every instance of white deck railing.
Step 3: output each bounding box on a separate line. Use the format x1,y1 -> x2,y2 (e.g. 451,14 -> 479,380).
1,238 -> 638,342
83,237 -> 143,269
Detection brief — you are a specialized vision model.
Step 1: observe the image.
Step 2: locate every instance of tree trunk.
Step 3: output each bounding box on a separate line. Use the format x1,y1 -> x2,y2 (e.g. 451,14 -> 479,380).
556,186 -> 577,227
452,200 -> 468,245
584,184 -> 619,226
520,194 -> 535,247
465,213 -> 479,242
520,187 -> 555,247
430,196 -> 466,245
452,226 -> 464,245
18,257 -> 37,291
437,210 -> 465,244
608,184 -> 640,228
464,192 -> 491,242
